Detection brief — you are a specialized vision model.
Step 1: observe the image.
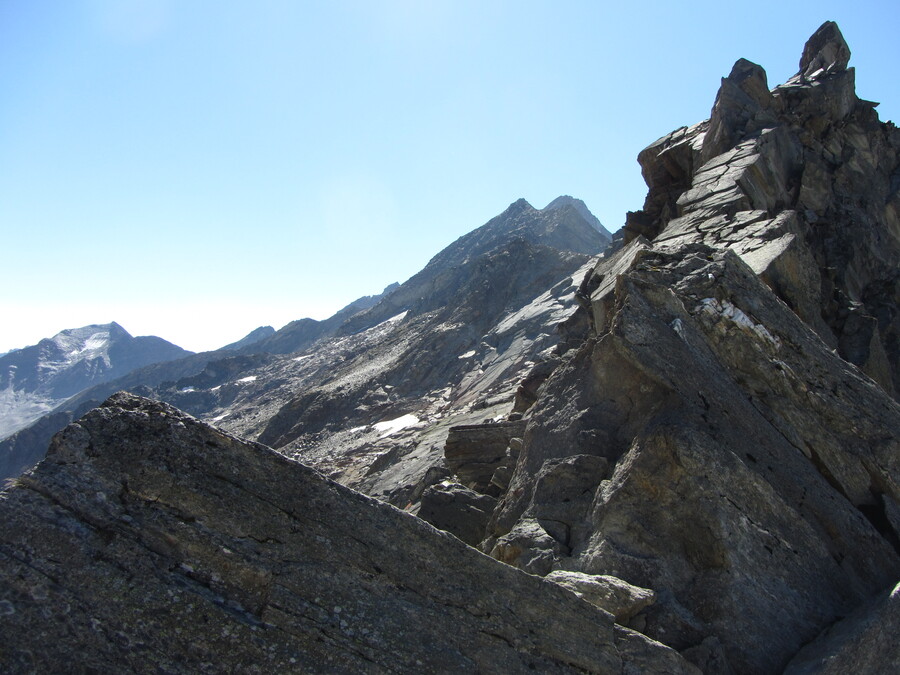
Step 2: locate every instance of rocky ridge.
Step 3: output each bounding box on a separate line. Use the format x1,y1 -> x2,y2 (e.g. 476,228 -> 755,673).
0,21 -> 897,674
0,393 -> 697,673
471,21 -> 899,673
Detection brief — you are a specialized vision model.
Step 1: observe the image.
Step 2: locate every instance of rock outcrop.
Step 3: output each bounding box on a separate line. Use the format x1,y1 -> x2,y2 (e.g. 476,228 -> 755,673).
481,21 -> 900,673
0,393 -> 697,673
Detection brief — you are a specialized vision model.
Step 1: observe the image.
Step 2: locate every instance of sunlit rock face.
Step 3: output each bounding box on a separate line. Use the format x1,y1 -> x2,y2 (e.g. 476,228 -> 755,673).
483,21 -> 900,674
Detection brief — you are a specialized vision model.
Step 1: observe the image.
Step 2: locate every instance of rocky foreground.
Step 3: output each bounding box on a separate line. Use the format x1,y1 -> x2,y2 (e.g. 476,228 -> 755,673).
0,393 -> 695,673
1,21 -> 899,674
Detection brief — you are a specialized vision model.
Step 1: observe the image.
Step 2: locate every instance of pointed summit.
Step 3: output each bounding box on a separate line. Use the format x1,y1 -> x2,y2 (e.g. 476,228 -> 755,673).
543,196 -> 612,241
799,21 -> 850,78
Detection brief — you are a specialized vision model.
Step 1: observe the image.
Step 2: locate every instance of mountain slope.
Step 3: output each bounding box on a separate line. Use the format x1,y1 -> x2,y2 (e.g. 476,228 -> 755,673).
544,195 -> 613,242
219,325 -> 275,351
0,197 -> 608,487
0,322 -> 190,439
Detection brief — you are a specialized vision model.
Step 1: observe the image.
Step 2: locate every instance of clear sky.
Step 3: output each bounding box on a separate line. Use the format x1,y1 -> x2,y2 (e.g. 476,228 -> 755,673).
2,1 -> 897,353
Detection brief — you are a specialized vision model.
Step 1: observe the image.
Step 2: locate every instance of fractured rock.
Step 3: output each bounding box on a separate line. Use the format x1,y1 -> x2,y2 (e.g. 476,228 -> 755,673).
0,393 -> 698,673
418,481 -> 497,547
487,22 -> 900,673
545,570 -> 656,624
444,420 -> 526,495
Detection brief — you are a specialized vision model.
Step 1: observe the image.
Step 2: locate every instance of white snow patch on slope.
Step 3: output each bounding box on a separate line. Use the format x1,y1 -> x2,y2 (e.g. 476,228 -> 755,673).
373,413 -> 419,438
371,311 -> 409,331
0,389 -> 60,439
293,355 -> 312,362
458,350 -> 476,359
236,376 -> 258,384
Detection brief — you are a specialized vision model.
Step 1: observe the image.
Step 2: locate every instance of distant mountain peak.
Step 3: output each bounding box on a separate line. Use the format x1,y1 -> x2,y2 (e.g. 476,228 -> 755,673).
504,197 -> 534,215
0,322 -> 190,440
543,195 -> 612,241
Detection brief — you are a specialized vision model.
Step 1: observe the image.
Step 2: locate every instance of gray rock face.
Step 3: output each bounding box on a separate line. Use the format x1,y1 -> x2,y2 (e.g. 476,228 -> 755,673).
418,480 -> 497,546
484,22 -> 900,674
545,571 -> 656,624
0,393 -> 698,674
799,20 -> 851,79
444,420 -> 527,495
784,581 -> 900,674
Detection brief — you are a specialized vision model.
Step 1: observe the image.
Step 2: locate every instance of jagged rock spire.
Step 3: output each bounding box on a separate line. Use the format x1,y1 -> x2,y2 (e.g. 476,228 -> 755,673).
799,20 -> 851,78
701,57 -> 774,162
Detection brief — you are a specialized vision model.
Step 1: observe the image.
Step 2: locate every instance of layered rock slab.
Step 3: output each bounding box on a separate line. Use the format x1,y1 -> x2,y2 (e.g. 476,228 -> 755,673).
0,393 -> 697,674
489,243 -> 900,673
481,24 -> 900,672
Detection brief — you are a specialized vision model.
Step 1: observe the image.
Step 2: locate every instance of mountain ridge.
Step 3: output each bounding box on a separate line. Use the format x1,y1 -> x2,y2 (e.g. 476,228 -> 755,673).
1,22 -> 898,672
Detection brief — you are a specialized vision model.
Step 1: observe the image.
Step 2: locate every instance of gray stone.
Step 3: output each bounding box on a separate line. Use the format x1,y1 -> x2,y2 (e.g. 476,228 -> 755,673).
418,480 -> 496,547
444,420 -> 527,494
545,571 -> 655,623
784,582 -> 900,674
799,21 -> 851,79
0,393 -> 697,673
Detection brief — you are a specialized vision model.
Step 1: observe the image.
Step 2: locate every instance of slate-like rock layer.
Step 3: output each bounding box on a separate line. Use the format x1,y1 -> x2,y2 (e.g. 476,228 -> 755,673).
485,21 -> 900,674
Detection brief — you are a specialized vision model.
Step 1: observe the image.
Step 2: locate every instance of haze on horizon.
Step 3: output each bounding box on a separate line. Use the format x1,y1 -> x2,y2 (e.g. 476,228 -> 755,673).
2,0 -> 897,353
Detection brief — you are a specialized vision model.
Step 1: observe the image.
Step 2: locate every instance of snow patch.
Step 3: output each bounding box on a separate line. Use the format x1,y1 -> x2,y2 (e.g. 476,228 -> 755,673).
372,413 -> 419,438
179,387 -> 196,393
211,412 -> 229,422
293,355 -> 312,362
372,311 -> 409,331
458,350 -> 476,359
236,376 -> 257,384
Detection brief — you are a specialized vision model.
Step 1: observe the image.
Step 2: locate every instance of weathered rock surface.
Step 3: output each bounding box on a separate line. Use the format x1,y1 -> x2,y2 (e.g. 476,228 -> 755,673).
485,22 -> 900,674
545,571 -> 656,624
418,480 -> 497,546
444,420 -> 527,495
784,581 -> 900,674
0,393 -> 698,673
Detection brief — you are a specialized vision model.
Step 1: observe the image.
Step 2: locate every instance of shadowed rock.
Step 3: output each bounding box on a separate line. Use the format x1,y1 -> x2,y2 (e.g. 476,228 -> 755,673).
0,393 -> 698,673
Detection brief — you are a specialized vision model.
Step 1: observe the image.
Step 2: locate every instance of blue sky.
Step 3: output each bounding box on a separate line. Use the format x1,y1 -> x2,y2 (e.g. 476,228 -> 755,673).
2,1 -> 897,353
